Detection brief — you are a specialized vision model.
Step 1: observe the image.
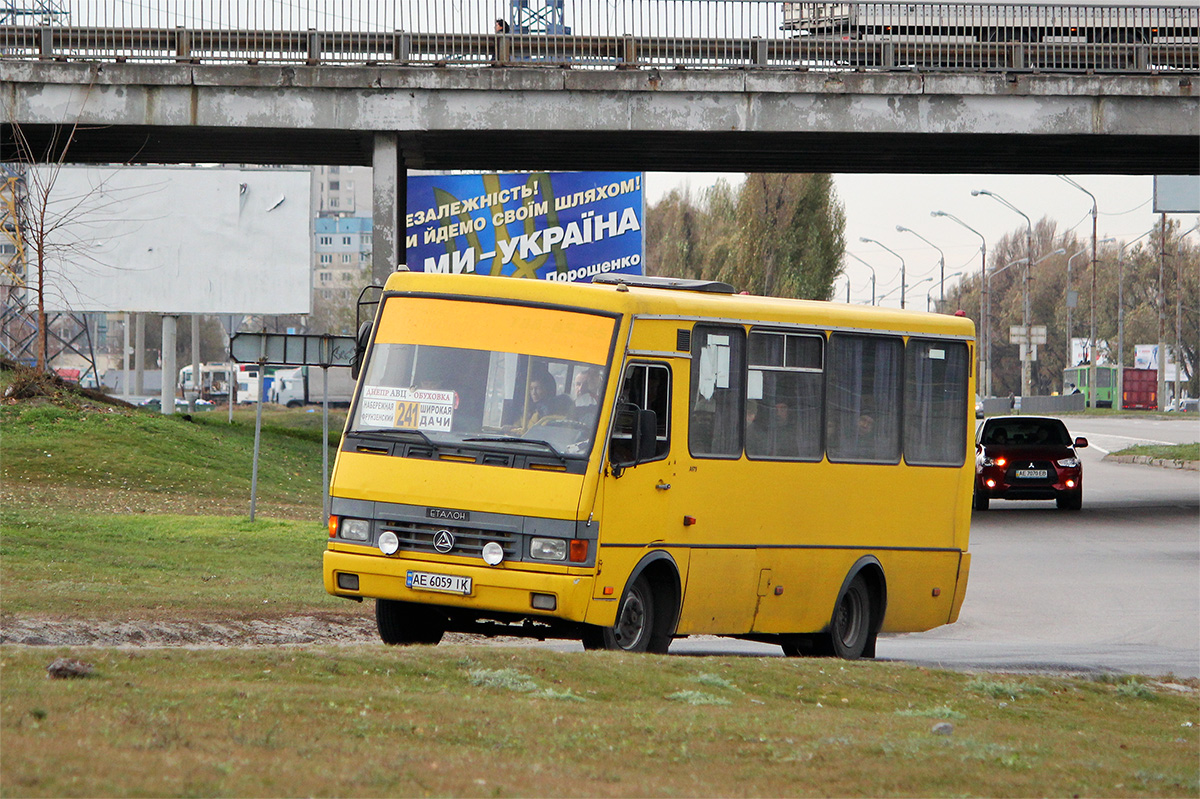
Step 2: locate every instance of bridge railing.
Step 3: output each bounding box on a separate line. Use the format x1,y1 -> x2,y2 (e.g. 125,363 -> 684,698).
1,1 -> 1196,74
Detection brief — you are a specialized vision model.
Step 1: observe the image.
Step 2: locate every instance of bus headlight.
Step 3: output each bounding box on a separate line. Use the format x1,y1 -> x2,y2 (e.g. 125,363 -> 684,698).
530,537 -> 567,561
340,518 -> 370,542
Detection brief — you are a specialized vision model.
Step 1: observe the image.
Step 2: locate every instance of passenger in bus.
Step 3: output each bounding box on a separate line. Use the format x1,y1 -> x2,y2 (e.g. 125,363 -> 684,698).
573,367 -> 601,408
770,401 -> 800,457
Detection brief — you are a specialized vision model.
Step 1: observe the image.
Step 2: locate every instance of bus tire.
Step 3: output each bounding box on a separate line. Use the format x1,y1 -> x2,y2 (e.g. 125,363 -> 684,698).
825,575 -> 872,660
592,575 -> 669,654
375,599 -> 445,646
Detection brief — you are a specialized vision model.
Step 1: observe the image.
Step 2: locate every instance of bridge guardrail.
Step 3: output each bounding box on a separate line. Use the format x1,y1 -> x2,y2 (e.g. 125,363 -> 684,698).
1,2 -> 1196,74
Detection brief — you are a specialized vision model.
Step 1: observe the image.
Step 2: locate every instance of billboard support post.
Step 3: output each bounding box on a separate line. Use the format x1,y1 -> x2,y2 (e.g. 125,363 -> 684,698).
160,315 -> 176,416
232,331 -> 356,522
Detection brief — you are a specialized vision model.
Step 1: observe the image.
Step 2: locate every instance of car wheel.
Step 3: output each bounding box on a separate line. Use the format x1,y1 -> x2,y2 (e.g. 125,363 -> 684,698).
973,489 -> 990,511
375,599 -> 445,645
1056,491 -> 1083,510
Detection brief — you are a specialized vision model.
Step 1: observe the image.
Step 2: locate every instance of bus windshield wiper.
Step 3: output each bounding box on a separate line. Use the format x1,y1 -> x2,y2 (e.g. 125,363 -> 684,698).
364,427 -> 436,447
462,436 -> 566,462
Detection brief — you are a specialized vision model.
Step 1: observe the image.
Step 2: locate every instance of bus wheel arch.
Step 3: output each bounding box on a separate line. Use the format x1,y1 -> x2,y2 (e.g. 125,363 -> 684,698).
814,557 -> 887,660
582,551 -> 680,654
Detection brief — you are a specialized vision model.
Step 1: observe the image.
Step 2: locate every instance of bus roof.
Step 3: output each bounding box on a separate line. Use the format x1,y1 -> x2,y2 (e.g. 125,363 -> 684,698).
382,272 -> 976,339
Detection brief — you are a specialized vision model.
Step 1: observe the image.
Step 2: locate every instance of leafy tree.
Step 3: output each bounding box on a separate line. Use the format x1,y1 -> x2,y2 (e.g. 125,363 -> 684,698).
646,173 -> 845,300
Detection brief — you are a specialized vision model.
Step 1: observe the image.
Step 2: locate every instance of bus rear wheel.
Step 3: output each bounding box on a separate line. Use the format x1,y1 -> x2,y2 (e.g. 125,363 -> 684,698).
375,599 -> 445,645
824,575 -> 873,660
583,576 -> 670,654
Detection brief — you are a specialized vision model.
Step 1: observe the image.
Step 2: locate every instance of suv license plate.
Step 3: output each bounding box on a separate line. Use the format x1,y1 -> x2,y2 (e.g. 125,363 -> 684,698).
406,570 -> 471,595
1015,468 -> 1048,479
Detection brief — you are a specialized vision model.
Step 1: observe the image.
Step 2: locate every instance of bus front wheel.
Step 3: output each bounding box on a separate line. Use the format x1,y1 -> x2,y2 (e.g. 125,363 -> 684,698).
582,575 -> 670,654
375,598 -> 445,645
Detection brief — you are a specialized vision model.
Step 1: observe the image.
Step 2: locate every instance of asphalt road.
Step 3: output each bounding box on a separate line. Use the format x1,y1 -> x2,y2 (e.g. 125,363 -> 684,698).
553,416 -> 1200,677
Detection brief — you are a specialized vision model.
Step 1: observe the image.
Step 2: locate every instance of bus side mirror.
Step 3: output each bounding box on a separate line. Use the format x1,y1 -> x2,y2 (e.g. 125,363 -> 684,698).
635,409 -> 657,462
609,405 -> 658,477
350,321 -> 372,381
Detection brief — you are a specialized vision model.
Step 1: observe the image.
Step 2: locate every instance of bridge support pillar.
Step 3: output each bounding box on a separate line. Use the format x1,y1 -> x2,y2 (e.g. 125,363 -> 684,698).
372,132 -> 406,285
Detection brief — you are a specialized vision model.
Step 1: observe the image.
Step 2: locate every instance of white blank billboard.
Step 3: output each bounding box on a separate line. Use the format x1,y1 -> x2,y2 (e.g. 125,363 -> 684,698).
31,166 -> 311,314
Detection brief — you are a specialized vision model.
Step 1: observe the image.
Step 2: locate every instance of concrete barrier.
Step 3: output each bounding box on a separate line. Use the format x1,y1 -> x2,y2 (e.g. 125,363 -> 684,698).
982,393 -> 1086,416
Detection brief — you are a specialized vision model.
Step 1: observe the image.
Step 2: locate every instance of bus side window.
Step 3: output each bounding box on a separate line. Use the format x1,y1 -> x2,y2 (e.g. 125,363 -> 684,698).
610,363 -> 671,466
689,325 -> 745,458
826,333 -> 902,464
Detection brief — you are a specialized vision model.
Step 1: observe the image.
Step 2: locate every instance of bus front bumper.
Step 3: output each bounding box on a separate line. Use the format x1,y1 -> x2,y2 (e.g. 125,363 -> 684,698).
323,549 -> 597,624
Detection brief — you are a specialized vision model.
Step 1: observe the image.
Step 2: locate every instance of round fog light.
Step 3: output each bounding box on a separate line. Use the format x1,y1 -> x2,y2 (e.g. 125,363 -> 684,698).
378,531 -> 399,555
482,541 -> 504,566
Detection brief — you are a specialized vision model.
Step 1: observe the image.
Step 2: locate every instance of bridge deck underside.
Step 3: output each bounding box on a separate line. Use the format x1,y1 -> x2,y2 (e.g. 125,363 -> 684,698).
3,125 -> 1196,175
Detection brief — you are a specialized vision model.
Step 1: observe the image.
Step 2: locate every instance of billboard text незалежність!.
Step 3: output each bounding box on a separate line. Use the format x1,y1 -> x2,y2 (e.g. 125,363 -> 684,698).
406,171 -> 643,283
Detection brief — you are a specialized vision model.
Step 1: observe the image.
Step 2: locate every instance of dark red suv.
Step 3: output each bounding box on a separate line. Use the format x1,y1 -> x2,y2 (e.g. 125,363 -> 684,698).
974,416 -> 1088,511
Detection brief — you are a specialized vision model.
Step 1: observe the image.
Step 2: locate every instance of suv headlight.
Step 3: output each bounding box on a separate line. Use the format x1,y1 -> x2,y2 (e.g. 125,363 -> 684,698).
339,518 -> 370,542
1057,457 -> 1080,468
530,537 -> 567,561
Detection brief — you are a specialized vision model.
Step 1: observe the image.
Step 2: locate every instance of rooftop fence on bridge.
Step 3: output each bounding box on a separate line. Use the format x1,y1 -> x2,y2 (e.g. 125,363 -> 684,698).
1,1 -> 1196,74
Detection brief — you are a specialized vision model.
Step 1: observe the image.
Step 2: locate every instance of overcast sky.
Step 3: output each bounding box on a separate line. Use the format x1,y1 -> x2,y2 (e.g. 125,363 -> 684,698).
644,172 -> 1200,310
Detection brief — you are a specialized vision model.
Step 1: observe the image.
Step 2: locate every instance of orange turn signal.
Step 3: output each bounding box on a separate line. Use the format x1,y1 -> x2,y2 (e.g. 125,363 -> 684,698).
328,515 -> 339,538
569,539 -> 589,563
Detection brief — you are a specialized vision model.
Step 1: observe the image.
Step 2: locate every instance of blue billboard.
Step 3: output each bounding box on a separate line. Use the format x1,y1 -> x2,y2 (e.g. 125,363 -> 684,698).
406,171 -> 643,283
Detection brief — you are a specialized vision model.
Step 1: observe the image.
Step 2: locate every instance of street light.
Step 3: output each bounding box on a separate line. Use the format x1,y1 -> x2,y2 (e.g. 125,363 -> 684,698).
1058,176 -> 1101,408
1175,224 -> 1199,408
973,189 -> 1035,396
896,225 -> 946,306
845,252 -> 877,305
1117,227 -> 1157,409
1065,247 -> 1088,364
985,249 -> 1064,396
932,210 -> 989,394
927,271 -> 964,312
860,237 -> 906,308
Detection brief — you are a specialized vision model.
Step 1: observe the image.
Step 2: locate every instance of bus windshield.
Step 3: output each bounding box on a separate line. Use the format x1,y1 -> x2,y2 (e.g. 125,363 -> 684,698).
349,297 -> 616,459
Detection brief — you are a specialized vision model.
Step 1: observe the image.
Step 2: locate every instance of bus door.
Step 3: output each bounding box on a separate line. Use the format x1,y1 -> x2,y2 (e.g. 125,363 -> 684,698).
670,324 -> 760,635
594,361 -> 680,607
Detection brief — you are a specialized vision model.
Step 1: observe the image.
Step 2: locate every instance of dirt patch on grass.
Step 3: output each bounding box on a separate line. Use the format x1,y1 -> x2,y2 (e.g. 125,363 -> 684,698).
0,480 -> 316,520
0,614 -> 522,649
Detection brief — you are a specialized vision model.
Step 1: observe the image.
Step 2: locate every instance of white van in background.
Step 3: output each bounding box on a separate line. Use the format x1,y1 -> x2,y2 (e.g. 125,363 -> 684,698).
270,365 -> 356,408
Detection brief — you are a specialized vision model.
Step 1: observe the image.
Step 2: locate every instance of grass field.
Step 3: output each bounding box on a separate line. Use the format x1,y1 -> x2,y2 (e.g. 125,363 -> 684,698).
1109,442 -> 1200,462
3,646 -> 1198,797
2,378 -> 1198,797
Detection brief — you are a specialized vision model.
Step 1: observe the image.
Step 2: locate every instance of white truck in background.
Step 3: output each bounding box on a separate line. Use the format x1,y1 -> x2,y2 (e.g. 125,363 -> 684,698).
270,365 -> 356,408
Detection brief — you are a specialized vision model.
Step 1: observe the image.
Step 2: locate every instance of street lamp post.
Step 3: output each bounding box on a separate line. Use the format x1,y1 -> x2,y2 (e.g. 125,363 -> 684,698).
986,250 -> 1063,396
845,252 -> 877,305
932,210 -> 988,394
1175,224 -> 1199,408
1117,227 -> 1157,410
1065,247 -> 1088,367
896,225 -> 946,305
860,237 -> 906,308
926,271 -> 963,312
1058,176 -> 1100,408
973,189 -> 1035,396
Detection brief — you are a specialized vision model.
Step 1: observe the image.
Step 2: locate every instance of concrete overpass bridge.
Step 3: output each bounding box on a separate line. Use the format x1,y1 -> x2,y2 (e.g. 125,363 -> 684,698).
2,1 -> 1198,278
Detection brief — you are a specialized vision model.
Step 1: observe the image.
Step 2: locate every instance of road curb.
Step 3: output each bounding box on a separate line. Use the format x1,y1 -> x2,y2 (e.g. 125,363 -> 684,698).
1102,454 -> 1200,471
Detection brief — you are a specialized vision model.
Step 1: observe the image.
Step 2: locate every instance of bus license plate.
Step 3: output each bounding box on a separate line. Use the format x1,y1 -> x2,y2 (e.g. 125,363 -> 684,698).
406,570 -> 471,595
1015,468 -> 1048,479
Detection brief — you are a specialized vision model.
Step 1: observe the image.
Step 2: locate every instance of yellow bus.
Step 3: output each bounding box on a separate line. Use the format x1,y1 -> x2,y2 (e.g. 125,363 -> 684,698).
324,271 -> 974,659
